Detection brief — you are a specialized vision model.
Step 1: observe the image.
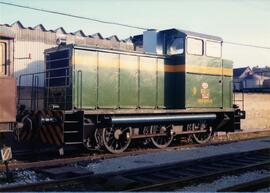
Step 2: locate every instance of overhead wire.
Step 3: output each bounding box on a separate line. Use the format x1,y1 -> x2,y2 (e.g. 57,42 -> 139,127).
223,41 -> 270,50
1,1 -> 270,50
0,1 -> 148,30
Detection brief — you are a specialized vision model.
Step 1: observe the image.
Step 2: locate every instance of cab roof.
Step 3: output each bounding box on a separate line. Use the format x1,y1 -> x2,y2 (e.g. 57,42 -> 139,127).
161,28 -> 223,42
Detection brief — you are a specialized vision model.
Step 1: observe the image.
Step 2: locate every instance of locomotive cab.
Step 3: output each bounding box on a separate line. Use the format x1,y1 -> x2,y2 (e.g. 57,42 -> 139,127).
134,29 -> 232,109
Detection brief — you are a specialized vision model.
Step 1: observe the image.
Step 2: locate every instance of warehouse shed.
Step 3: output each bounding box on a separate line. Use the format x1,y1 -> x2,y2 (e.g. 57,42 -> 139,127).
0,21 -> 134,87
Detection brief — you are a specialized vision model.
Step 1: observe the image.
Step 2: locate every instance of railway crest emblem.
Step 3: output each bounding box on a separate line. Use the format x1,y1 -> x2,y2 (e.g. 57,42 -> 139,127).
201,82 -> 209,99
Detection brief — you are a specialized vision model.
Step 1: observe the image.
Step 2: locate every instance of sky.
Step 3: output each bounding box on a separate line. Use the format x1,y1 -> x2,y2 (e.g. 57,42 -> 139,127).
0,0 -> 270,68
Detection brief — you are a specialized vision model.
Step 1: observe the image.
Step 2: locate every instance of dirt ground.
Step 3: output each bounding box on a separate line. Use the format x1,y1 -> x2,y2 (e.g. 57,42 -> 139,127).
234,93 -> 270,130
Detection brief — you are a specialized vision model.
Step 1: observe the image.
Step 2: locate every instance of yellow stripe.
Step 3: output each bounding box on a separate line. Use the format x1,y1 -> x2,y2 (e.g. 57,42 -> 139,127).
164,65 -> 232,76
223,68 -> 233,76
74,56 -> 232,76
186,65 -> 222,75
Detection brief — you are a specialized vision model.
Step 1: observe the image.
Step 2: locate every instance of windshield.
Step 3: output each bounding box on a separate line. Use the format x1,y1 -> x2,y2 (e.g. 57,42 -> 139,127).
167,37 -> 184,55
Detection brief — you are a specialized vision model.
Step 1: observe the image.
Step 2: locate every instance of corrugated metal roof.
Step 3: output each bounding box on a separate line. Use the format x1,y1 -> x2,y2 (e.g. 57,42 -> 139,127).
3,21 -> 128,42
11,21 -> 24,28
106,35 -> 120,42
0,25 -> 15,38
72,30 -> 86,37
55,27 -> 67,34
92,33 -> 103,39
124,37 -> 133,43
34,24 -> 46,31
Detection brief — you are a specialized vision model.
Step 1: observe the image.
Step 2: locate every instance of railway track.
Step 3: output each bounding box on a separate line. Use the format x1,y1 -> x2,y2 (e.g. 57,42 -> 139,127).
0,137 -> 230,171
0,148 -> 269,192
2,131 -> 269,172
218,176 -> 270,192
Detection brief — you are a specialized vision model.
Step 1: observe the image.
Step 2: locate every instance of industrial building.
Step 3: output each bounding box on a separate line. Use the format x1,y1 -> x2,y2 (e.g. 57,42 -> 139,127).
0,21 -> 135,108
0,21 -> 134,87
233,66 -> 270,92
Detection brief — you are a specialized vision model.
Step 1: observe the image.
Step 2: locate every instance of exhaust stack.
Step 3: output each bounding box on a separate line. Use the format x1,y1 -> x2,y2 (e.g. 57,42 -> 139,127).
143,29 -> 163,54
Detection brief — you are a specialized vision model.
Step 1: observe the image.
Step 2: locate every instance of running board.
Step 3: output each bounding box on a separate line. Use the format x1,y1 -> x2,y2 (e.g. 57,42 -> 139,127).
110,114 -> 216,125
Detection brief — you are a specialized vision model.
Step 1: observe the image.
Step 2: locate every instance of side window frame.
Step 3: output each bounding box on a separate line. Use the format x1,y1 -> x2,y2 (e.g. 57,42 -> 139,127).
0,41 -> 7,76
205,40 -> 222,58
186,37 -> 204,56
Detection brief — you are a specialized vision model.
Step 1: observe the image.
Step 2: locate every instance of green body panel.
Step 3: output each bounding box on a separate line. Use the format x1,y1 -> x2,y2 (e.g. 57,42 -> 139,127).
74,49 -> 97,108
222,76 -> 232,108
119,55 -> 138,108
185,55 -> 222,108
222,59 -> 233,108
186,73 -> 222,108
186,55 -> 221,67
157,59 -> 165,108
48,45 -> 233,110
222,59 -> 233,68
98,52 -> 119,108
72,48 -> 165,109
139,57 -> 157,108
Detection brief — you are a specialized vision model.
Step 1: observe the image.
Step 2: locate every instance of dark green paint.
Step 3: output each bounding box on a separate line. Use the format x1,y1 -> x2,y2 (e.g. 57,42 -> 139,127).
186,73 -> 222,108
139,57 -> 157,108
98,52 -> 119,108
222,76 -> 232,108
45,45 -> 233,110
74,49 -> 97,109
222,59 -> 233,108
119,55 -> 138,108
157,59 -> 165,108
185,54 -> 222,108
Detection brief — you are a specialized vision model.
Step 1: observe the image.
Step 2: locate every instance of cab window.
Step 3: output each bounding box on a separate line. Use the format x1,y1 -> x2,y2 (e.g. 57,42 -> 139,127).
167,38 -> 184,55
187,38 -> 203,55
206,41 -> 221,58
0,42 -> 7,76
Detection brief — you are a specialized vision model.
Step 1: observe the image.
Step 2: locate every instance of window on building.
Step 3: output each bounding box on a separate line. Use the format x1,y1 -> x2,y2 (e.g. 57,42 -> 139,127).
187,38 -> 203,55
167,38 -> 184,55
0,42 -> 7,76
206,41 -> 221,58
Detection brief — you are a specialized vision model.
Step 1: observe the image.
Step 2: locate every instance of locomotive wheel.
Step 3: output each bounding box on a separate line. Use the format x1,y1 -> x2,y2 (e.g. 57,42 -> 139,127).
151,125 -> 173,149
102,127 -> 131,154
191,122 -> 213,144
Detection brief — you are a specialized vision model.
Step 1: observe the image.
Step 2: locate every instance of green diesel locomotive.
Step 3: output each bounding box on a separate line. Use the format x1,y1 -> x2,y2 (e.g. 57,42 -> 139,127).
37,29 -> 244,153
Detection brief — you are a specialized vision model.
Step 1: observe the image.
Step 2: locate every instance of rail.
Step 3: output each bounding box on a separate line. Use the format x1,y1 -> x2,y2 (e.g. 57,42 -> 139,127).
1,148 -> 269,191
218,176 -> 270,192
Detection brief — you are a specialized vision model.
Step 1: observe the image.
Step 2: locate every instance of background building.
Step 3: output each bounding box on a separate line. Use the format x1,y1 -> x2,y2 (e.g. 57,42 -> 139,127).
0,21 -> 134,87
0,21 -> 135,109
233,66 -> 270,92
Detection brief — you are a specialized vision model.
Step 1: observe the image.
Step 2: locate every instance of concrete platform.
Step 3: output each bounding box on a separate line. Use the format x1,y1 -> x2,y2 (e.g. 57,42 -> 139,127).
86,136 -> 270,174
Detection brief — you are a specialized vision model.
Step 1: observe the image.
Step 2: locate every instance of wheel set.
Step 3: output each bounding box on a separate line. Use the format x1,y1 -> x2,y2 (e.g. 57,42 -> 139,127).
90,122 -> 213,154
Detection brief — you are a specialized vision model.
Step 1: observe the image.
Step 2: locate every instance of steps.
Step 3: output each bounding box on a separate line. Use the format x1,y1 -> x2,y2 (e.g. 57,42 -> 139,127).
234,113 -> 241,131
64,111 -> 84,145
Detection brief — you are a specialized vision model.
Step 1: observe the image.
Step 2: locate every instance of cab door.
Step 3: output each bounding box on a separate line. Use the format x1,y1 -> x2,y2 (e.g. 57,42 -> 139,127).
185,38 -> 223,108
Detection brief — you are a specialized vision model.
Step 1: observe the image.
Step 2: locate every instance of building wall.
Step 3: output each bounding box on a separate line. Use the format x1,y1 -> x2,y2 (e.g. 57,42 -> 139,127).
0,22 -> 134,110
234,93 -> 270,130
15,41 -> 53,86
1,22 -> 134,87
